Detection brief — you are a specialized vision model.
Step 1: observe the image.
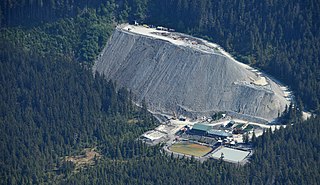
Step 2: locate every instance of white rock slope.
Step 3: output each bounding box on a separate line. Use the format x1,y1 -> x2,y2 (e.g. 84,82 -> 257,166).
93,25 -> 289,121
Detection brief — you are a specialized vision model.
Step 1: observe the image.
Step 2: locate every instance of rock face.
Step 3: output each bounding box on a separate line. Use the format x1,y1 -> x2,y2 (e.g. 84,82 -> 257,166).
93,26 -> 289,121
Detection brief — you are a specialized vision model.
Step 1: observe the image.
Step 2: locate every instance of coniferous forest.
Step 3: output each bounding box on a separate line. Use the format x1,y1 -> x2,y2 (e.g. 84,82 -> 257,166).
0,0 -> 319,184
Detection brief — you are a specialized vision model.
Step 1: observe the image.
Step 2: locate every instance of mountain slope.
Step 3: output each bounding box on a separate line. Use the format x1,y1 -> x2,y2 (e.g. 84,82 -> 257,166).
93,26 -> 289,121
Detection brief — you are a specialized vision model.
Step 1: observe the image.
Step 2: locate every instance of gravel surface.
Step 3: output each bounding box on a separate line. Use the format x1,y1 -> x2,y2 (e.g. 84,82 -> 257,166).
93,26 -> 289,121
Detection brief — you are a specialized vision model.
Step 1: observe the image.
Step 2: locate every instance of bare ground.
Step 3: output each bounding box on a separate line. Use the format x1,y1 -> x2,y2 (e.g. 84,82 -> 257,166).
64,148 -> 101,171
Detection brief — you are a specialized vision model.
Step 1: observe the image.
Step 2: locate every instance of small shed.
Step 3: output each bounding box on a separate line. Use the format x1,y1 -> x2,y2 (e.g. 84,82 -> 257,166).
179,115 -> 186,121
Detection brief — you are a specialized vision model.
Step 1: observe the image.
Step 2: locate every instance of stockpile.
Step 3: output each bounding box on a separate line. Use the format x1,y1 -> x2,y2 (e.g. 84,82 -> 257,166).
93,27 -> 289,121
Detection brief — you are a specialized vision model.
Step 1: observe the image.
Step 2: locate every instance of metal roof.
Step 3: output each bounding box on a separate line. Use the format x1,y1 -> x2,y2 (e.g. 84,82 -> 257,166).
207,129 -> 232,137
212,147 -> 250,162
192,122 -> 212,132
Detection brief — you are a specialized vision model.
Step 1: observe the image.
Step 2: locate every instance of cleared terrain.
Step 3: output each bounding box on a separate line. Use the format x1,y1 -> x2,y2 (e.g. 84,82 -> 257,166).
169,142 -> 212,157
93,24 -> 290,121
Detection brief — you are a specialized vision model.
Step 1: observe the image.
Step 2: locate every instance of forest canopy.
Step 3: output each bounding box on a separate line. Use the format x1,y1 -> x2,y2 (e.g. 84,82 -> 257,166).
0,0 -> 319,184
1,0 -> 319,112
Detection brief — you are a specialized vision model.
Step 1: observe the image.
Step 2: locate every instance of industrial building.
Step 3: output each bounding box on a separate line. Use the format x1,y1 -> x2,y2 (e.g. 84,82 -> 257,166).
207,129 -> 232,138
190,122 -> 232,139
189,122 -> 212,135
211,147 -> 250,163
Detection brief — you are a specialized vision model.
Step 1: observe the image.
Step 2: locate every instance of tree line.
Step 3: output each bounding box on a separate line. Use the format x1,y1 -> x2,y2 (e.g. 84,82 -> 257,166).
1,0 -> 319,112
0,0 -> 319,184
0,42 -> 157,184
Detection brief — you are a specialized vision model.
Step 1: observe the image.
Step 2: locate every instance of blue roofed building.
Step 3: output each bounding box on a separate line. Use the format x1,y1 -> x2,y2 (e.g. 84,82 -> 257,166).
207,129 -> 232,138
190,122 -> 233,138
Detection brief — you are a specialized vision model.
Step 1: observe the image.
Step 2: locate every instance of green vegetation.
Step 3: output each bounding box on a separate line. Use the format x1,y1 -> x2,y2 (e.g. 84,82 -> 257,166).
169,142 -> 212,157
0,0 -> 319,184
1,5 -> 114,64
0,43 -> 158,184
3,0 -> 319,113
64,118 -> 320,185
147,0 -> 320,113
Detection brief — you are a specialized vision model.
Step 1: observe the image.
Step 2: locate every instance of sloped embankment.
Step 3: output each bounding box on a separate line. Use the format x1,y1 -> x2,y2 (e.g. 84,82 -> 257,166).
93,26 -> 289,121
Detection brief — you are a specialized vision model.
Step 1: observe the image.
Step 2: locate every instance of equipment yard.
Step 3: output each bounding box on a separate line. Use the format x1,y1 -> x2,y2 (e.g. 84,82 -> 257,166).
140,114 -> 287,164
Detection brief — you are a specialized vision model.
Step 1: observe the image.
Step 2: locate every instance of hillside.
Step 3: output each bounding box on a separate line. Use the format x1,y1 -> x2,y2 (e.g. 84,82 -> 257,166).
1,1 -> 319,184
94,25 -> 289,121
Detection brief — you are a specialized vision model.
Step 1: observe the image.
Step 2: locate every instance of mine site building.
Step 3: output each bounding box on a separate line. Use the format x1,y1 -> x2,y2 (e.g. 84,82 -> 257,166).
207,129 -> 232,138
190,122 -> 233,139
179,115 -> 186,121
190,122 -> 213,135
156,26 -> 168,31
156,26 -> 164,30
